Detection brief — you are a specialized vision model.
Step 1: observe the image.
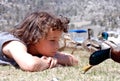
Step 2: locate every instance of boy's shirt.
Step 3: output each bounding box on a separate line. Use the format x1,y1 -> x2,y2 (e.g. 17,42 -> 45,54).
0,32 -> 22,66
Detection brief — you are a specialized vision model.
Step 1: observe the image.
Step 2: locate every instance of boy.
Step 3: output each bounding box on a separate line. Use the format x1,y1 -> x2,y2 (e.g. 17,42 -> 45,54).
0,11 -> 78,72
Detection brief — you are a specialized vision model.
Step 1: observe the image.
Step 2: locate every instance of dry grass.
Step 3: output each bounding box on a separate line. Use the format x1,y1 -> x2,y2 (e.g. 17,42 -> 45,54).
0,48 -> 120,81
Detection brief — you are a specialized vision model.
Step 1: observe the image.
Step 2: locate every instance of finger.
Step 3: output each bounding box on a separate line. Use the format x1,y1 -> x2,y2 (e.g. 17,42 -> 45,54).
49,58 -> 57,68
46,57 -> 52,68
41,56 -> 47,59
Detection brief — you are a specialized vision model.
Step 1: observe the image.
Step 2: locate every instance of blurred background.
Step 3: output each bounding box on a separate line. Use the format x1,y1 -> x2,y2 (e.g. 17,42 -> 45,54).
0,0 -> 120,39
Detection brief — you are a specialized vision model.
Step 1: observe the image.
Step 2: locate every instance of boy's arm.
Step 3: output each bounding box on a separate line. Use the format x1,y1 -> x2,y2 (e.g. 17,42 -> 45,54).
54,52 -> 78,66
2,41 -> 53,72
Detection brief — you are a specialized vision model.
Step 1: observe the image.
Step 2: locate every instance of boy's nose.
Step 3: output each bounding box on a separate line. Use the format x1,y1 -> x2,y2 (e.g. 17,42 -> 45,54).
55,42 -> 59,50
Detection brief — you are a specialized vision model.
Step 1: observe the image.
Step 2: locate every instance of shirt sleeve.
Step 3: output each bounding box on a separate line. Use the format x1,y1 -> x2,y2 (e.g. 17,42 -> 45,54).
0,32 -> 23,66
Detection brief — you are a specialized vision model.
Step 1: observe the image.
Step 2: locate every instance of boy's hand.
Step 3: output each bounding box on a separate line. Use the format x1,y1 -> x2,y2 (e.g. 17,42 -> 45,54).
54,52 -> 78,66
48,57 -> 58,68
40,56 -> 58,69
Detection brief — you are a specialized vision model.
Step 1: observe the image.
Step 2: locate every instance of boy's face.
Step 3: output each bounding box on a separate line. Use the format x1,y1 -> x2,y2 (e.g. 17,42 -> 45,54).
34,29 -> 63,57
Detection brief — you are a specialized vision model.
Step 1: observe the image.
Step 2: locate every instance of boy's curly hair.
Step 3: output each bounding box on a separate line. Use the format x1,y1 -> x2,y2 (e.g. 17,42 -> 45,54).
11,11 -> 70,45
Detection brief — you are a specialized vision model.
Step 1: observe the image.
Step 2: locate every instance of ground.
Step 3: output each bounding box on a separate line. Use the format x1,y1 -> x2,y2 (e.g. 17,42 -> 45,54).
0,48 -> 120,81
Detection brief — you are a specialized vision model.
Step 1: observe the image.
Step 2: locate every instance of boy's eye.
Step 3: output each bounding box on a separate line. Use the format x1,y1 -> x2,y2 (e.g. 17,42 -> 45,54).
50,40 -> 56,42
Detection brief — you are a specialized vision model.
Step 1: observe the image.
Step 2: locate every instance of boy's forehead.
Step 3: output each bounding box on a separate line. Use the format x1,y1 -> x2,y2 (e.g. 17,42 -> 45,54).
46,29 -> 63,39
